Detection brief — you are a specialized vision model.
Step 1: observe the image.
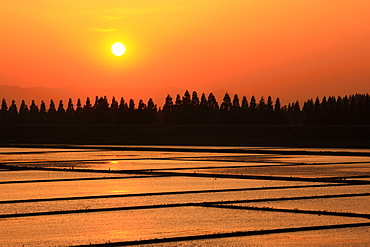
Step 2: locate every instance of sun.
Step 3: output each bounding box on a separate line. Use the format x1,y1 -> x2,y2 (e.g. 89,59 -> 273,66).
111,42 -> 126,56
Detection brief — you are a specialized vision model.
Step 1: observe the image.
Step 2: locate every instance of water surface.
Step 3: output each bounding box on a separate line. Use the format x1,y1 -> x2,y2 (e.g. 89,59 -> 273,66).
0,145 -> 369,246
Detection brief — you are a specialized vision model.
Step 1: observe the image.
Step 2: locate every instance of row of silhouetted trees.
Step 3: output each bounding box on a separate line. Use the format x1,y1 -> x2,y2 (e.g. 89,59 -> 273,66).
1,91 -> 369,125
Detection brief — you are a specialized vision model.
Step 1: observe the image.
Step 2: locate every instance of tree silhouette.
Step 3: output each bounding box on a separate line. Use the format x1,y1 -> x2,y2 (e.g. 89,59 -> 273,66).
146,98 -> 158,124
274,97 -> 286,124
8,100 -> 18,123
191,91 -> 200,107
1,99 -> 8,112
19,100 -> 29,123
336,96 -> 344,124
147,98 -> 155,110
56,100 -> 66,123
48,99 -> 56,114
81,97 -> 93,124
175,94 -> 182,106
207,92 -> 219,124
248,96 -> 257,124
0,99 -> 8,123
289,100 -> 301,125
257,96 -> 266,124
162,94 -> 174,124
197,93 -> 210,124
67,98 -> 74,114
72,98 -> 83,123
129,99 -> 135,110
76,98 -> 83,112
230,94 -> 242,124
94,97 -> 110,124
109,97 -> 119,123
171,94 -> 183,124
342,96 -> 350,125
93,96 -> 99,109
65,98 -> 74,123
1,92 -> 369,126
29,100 -> 39,123
365,94 -> 370,125
220,93 -> 232,111
182,90 -> 191,107
40,101 -> 46,114
266,96 -> 273,123
84,97 -> 92,110
19,100 -> 29,114
57,100 -> 65,113
138,99 -> 146,110
38,100 -> 47,123
302,99 -> 314,125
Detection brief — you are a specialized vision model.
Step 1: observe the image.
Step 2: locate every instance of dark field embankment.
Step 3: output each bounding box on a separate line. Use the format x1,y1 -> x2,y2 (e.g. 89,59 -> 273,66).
1,124 -> 369,148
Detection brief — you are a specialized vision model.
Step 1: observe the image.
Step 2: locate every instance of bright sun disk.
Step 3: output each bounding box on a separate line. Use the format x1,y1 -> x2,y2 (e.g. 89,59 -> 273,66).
111,42 -> 126,56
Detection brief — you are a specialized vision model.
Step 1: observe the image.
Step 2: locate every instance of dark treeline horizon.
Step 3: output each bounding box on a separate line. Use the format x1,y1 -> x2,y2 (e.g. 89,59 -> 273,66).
1,91 -> 369,125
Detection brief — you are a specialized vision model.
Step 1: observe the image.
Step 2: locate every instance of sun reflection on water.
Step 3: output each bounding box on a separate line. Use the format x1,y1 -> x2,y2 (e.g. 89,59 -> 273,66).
107,160 -> 122,171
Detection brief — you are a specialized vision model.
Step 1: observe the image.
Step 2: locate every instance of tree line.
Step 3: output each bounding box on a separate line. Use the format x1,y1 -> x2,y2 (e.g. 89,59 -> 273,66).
1,91 -> 369,125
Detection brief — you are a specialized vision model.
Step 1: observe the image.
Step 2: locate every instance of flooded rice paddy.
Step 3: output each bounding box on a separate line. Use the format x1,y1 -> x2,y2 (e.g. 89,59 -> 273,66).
0,145 -> 369,246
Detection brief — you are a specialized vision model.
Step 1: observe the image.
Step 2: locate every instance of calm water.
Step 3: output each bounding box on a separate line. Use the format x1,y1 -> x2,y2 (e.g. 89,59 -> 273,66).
0,145 -> 369,246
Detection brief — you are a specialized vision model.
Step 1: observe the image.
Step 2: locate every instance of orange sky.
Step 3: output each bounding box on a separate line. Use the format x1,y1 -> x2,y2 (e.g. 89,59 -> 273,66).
0,0 -> 369,104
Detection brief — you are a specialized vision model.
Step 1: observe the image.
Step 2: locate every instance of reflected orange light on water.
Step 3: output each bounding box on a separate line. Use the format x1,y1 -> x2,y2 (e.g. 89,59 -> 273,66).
106,160 -> 121,171
109,229 -> 129,241
109,189 -> 131,193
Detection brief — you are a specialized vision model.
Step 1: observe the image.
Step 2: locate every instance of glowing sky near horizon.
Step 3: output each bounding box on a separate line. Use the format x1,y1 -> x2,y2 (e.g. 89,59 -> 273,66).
0,0 -> 369,102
